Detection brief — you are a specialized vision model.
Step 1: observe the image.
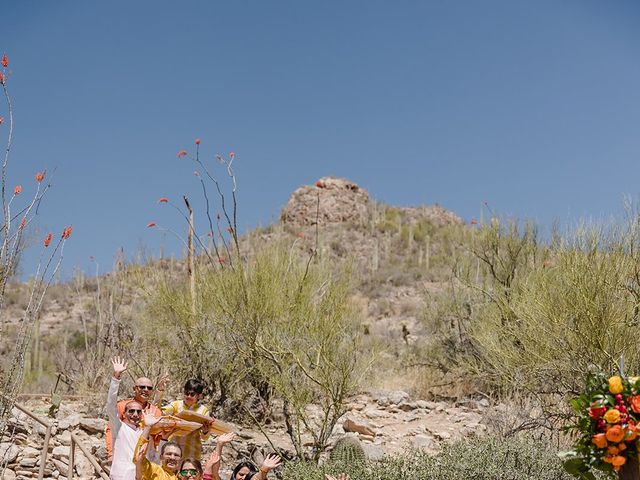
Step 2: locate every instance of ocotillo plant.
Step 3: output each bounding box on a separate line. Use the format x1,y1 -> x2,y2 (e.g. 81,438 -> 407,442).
0,52 -> 71,439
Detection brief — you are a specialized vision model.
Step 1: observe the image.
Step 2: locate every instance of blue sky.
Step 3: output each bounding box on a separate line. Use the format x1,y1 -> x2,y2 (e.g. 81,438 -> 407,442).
2,1 -> 640,277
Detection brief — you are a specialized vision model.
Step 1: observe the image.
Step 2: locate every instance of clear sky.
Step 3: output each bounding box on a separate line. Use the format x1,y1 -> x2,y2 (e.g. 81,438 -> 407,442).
2,1 -> 640,277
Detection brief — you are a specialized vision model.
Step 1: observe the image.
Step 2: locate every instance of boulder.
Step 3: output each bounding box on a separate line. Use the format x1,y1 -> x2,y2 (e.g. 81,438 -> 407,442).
0,443 -> 20,463
1,469 -> 16,480
343,418 -> 375,437
373,390 -> 410,407
79,418 -> 106,435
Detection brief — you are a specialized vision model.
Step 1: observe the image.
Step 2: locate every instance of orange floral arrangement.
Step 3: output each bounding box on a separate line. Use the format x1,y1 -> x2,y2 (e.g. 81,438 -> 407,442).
563,372 -> 640,477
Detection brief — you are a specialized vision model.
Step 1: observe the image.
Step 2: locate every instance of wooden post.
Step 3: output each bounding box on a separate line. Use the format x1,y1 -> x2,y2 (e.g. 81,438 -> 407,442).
69,436 -> 75,480
37,425 -> 52,480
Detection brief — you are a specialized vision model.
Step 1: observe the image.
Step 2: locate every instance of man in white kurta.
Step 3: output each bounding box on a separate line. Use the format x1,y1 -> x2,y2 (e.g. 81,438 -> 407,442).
108,357 -> 146,480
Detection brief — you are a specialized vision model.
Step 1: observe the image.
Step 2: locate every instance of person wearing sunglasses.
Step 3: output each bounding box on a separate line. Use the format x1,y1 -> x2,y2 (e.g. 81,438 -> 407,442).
108,356 -> 155,480
162,379 -> 212,460
134,412 -> 183,480
105,367 -> 166,464
178,459 -> 203,480
202,432 -> 282,480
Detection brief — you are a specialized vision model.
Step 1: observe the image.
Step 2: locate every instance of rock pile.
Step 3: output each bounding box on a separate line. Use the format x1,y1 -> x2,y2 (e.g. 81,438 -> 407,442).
1,390 -> 489,480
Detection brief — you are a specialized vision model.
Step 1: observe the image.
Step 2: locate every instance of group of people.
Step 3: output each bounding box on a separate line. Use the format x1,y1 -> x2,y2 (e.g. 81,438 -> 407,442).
106,357 -> 282,480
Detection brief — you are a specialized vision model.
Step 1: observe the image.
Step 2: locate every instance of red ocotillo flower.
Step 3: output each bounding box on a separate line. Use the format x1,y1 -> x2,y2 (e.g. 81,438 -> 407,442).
43,232 -> 53,247
195,138 -> 201,145
19,217 -> 26,230
61,225 -> 73,239
177,150 -> 187,158
147,221 -> 157,228
35,171 -> 45,182
1,54 -> 7,68
470,219 -> 478,225
0,73 -> 5,84
194,171 -> 200,177
13,185 -> 22,195
229,152 -> 235,159
226,226 -> 233,234
315,180 -> 324,188
0,116 -> 4,125
158,197 -> 169,203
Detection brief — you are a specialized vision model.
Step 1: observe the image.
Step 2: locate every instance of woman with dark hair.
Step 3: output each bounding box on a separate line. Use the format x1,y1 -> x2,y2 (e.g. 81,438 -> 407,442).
178,459 -> 203,480
203,432 -> 282,480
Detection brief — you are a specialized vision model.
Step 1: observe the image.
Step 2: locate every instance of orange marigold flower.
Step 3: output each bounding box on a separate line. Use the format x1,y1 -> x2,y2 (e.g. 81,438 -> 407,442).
35,171 -> 45,182
604,409 -> 621,424
19,217 -> 26,230
606,425 -> 625,443
177,150 -> 187,158
13,185 -> 21,195
43,232 -> 52,247
629,396 -> 640,414
61,225 -> 73,239
612,455 -> 627,470
592,433 -> 607,449
158,197 -> 169,203
1,54 -> 7,68
147,222 -> 156,228
195,138 -> 201,145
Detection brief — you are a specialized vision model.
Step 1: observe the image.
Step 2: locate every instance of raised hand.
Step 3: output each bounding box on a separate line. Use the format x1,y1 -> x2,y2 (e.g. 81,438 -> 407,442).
111,356 -> 128,380
134,441 -> 148,464
217,431 -> 236,445
156,373 -> 170,392
260,454 -> 282,472
204,449 -> 221,473
142,408 -> 160,427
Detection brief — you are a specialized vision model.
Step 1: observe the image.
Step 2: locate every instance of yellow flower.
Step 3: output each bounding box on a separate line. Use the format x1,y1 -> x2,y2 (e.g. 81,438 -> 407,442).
604,409 -> 621,424
609,376 -> 624,394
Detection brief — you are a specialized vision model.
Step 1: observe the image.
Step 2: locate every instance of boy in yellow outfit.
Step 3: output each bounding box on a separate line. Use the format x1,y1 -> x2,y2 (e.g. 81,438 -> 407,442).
162,379 -> 212,460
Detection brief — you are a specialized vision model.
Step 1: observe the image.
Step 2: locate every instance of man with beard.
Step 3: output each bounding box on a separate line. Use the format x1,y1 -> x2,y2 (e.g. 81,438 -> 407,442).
108,357 -> 147,480
105,370 -> 165,463
134,412 -> 183,480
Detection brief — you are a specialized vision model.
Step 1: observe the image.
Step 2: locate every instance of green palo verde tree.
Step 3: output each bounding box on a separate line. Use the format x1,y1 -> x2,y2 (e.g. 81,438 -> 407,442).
144,141 -> 367,461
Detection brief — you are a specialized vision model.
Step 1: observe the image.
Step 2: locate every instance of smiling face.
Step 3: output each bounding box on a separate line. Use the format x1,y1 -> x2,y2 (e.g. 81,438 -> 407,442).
178,461 -> 202,480
133,377 -> 154,404
122,401 -> 143,427
161,445 -> 182,473
183,389 -> 202,408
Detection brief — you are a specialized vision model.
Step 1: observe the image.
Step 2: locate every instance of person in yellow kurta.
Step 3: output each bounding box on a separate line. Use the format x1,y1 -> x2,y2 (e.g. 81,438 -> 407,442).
134,412 -> 182,480
162,379 -> 212,460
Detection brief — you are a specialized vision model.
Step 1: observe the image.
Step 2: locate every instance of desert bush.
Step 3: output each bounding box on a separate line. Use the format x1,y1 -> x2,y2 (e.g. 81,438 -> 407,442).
470,220 -> 640,395
144,241 -> 367,461
283,435 -> 576,480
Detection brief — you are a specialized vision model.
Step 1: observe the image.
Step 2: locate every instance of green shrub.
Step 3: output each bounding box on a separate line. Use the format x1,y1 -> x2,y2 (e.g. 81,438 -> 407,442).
283,436 -> 577,480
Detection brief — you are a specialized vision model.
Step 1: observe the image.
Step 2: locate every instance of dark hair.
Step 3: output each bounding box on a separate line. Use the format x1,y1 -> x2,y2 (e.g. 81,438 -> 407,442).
232,461 -> 257,480
161,441 -> 182,456
180,458 -> 203,475
184,379 -> 205,394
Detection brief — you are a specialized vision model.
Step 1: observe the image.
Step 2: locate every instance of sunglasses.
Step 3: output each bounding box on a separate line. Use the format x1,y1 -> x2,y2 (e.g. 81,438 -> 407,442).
127,409 -> 142,414
136,385 -> 154,391
184,390 -> 200,397
179,470 -> 199,477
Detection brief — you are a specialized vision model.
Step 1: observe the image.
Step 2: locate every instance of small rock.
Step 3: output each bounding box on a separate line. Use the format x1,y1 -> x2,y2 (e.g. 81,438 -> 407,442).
52,459 -> 68,476
79,418 -> 106,435
19,457 -> 38,468
1,469 -> 16,480
373,390 -> 410,407
52,446 -> 69,461
20,447 -> 40,459
58,415 -> 82,431
414,434 -> 436,450
343,418 -> 375,437
57,431 -> 71,447
0,443 -> 20,463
